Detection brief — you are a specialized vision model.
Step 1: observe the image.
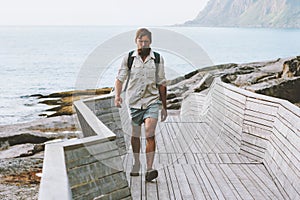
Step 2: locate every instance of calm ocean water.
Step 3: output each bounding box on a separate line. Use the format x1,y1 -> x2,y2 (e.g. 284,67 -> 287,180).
1,26 -> 300,125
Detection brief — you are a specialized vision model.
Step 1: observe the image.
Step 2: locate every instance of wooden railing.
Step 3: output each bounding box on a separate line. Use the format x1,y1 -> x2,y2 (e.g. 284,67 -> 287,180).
181,78 -> 300,199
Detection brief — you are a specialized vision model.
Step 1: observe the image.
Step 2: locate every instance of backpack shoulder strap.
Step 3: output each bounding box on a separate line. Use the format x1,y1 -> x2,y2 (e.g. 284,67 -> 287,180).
127,50 -> 135,70
123,50 -> 134,92
153,51 -> 160,64
153,51 -> 160,87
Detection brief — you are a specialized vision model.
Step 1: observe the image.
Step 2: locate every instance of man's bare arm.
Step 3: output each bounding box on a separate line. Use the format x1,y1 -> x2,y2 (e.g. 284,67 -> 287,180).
159,84 -> 167,121
114,79 -> 123,107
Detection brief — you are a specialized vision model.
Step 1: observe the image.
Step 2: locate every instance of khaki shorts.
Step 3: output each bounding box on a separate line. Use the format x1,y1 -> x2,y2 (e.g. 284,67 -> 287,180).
130,103 -> 160,126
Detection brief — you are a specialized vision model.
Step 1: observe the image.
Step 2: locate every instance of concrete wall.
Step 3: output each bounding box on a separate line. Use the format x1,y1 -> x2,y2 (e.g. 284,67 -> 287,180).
39,94 -> 131,200
76,95 -> 127,155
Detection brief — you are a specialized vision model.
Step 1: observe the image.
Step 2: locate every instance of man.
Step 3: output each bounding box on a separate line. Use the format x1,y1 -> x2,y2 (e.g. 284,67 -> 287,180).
114,28 -> 167,182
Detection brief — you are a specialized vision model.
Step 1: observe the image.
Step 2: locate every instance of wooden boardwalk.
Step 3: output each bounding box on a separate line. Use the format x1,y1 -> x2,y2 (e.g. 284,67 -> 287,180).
122,115 -> 286,200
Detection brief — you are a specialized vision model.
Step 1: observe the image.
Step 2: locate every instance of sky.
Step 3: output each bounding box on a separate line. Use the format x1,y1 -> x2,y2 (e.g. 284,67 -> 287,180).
0,0 -> 209,26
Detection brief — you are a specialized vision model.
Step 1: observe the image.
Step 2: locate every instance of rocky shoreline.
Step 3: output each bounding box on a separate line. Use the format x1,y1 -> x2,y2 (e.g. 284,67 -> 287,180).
0,55 -> 299,199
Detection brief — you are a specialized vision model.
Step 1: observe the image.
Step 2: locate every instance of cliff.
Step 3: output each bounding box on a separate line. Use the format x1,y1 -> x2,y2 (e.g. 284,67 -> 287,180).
185,0 -> 300,28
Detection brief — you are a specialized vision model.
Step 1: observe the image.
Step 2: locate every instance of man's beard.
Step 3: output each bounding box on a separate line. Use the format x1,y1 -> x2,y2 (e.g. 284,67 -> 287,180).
138,47 -> 151,57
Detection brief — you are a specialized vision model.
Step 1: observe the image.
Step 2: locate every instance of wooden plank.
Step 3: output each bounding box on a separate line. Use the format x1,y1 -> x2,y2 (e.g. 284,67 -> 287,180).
192,164 -> 219,199
229,164 -> 267,199
192,123 -> 214,153
227,154 -> 243,164
194,125 -> 217,153
182,164 -> 207,200
178,123 -> 198,154
122,153 -> 131,185
238,154 -> 260,164
130,175 -> 142,199
211,91 -> 245,117
263,151 -> 290,199
173,164 -> 194,199
274,116 -> 300,149
242,124 -> 273,139
184,153 -> 197,164
156,165 -> 172,200
240,164 -> 284,199
207,153 -> 221,164
196,153 -> 210,163
244,114 -> 274,129
211,96 -> 245,119
146,178 -> 158,200
160,124 -> 179,164
246,97 -> 278,114
214,82 -> 247,105
271,128 -> 300,173
218,153 -> 231,164
163,164 -> 176,200
239,143 -> 265,161
141,164 -> 146,200
207,164 -> 238,199
198,163 -> 226,199
245,109 -> 275,122
220,164 -> 253,199
166,164 -> 183,200
241,132 -> 269,150
266,136 -> 299,196
221,123 -> 243,151
256,164 -> 287,199
277,103 -> 300,131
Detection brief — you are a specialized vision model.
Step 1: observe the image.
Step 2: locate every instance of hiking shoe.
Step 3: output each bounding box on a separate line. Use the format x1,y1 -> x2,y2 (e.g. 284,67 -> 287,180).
130,164 -> 140,176
145,169 -> 158,182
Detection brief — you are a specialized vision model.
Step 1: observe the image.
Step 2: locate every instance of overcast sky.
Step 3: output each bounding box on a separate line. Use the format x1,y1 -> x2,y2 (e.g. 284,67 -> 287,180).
0,0 -> 209,26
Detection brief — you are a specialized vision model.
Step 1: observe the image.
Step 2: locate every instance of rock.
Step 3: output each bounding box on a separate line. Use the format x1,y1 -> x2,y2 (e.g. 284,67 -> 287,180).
0,144 -> 35,159
166,55 -> 300,109
255,78 -> 300,103
280,57 -> 300,78
35,87 -> 112,117
0,115 -> 79,156
0,157 -> 43,199
0,133 -> 55,146
38,87 -> 112,99
0,115 -> 78,198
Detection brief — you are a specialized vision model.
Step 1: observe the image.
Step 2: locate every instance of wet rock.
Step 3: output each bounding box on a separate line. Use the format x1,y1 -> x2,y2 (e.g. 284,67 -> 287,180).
255,78 -> 300,103
34,88 -> 112,117
279,56 -> 300,78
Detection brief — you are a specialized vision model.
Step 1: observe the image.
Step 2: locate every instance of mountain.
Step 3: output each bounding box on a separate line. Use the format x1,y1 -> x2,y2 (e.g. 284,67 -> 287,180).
185,0 -> 300,28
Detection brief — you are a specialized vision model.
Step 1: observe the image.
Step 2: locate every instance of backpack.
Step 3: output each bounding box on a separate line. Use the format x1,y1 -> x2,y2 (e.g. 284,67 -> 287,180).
123,50 -> 160,91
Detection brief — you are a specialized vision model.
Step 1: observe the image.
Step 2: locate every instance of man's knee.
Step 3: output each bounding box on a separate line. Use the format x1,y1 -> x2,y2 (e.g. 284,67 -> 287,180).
131,136 -> 140,141
146,135 -> 155,141
132,125 -> 141,137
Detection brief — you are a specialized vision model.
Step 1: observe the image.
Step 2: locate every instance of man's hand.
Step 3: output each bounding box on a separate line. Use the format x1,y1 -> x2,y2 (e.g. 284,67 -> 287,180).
161,108 -> 167,122
115,96 -> 122,108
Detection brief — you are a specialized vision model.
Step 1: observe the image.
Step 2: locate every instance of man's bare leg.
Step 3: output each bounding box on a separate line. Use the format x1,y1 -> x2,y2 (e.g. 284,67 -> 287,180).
130,125 -> 141,176
144,118 -> 158,170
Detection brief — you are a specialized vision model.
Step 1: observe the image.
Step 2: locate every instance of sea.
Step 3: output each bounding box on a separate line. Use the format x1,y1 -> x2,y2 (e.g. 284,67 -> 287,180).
1,26 -> 300,125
